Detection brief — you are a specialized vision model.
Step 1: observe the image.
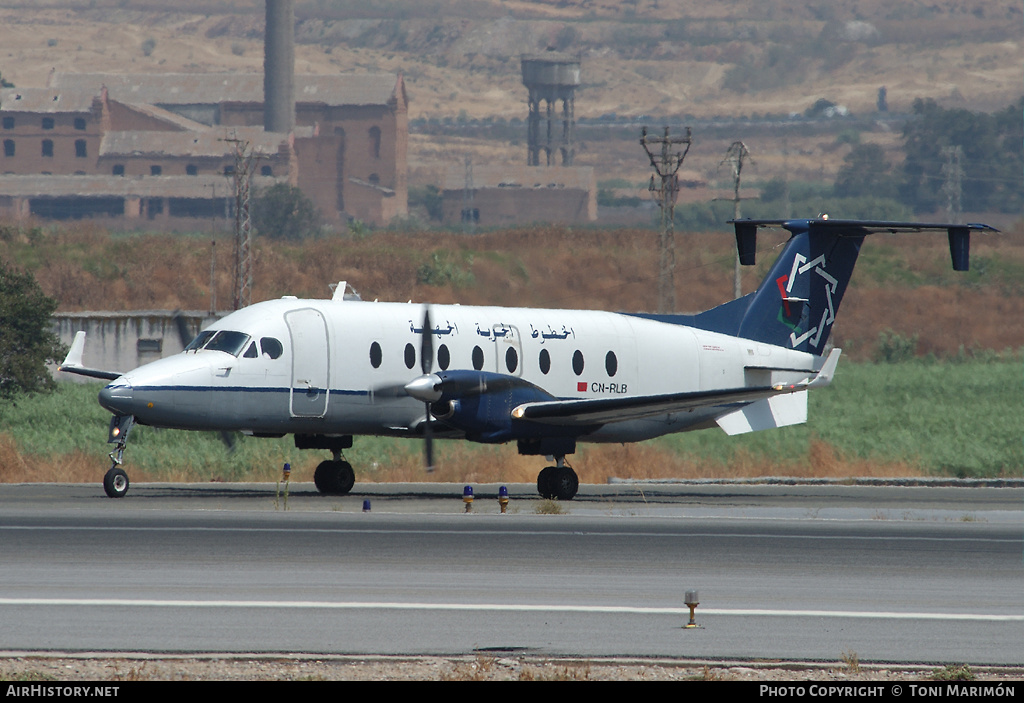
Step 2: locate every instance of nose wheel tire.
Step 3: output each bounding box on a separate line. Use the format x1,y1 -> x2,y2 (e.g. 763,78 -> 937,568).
103,467 -> 130,498
314,460 -> 355,495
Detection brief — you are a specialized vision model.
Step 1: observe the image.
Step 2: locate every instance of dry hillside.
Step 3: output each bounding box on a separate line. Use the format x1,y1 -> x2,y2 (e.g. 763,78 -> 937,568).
6,219 -> 1023,362
0,1 -> 1021,189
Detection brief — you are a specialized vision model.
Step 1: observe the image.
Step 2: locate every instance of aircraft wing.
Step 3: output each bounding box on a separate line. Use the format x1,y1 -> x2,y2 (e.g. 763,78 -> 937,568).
512,348 -> 840,426
58,331 -> 123,381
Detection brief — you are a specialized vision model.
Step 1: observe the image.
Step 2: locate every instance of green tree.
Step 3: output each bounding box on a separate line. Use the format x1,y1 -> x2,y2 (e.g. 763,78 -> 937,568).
252,183 -> 321,240
0,262 -> 64,399
900,97 -> 1024,213
834,143 -> 897,198
408,184 -> 444,221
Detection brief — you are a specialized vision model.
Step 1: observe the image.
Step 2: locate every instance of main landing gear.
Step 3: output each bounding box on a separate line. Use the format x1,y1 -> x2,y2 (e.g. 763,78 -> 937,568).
313,456 -> 356,495
297,435 -> 357,496
537,457 -> 579,501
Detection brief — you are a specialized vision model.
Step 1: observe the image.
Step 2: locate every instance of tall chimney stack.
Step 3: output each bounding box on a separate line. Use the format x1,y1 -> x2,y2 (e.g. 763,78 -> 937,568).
264,0 -> 295,133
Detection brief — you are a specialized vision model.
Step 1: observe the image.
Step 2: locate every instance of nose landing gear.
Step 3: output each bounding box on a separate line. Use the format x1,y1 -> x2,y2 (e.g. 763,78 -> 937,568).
103,466 -> 130,498
103,415 -> 135,498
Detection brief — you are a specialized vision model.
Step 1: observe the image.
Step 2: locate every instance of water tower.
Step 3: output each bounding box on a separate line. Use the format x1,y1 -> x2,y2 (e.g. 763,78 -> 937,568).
521,53 -> 580,166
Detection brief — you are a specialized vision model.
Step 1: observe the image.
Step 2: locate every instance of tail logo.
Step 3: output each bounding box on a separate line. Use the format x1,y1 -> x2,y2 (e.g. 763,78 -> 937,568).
782,253 -> 838,349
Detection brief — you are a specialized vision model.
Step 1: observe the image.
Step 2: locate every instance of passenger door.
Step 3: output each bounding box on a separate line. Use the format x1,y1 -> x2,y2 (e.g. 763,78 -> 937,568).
286,308 -> 330,417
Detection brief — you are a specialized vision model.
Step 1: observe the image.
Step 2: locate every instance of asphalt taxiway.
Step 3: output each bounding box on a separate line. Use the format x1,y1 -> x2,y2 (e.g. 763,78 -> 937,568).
0,481 -> 1020,664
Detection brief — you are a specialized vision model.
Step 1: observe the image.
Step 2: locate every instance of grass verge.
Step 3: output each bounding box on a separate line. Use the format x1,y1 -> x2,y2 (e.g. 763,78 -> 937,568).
1,359 -> 1020,485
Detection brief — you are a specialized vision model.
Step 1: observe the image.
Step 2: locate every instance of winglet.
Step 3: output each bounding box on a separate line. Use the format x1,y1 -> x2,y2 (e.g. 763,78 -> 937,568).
769,348 -> 841,392
59,331 -> 87,372
804,348 -> 841,389
57,331 -> 123,381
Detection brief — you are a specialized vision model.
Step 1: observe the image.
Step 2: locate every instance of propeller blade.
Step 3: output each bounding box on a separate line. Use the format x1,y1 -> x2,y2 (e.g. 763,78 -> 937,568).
420,307 -> 435,472
420,307 -> 433,375
423,403 -> 435,472
219,431 -> 238,453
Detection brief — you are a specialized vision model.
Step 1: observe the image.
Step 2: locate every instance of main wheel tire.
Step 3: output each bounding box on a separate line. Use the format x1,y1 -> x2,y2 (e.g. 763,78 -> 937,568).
103,467 -> 129,498
537,466 -> 556,499
335,460 -> 355,494
549,466 -> 579,501
314,460 -> 355,495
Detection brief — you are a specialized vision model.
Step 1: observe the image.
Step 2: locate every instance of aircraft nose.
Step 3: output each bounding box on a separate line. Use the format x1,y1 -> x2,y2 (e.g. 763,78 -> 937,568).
98,381 -> 134,416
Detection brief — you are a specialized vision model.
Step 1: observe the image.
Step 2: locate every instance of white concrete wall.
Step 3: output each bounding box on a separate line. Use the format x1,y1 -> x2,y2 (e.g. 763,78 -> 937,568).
52,311 -> 224,382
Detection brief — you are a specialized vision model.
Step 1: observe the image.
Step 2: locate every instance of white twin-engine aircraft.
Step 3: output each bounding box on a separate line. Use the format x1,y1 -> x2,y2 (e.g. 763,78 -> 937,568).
60,218 -> 993,500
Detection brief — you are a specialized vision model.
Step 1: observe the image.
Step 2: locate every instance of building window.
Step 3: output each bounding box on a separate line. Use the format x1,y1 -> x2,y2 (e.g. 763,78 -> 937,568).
137,339 -> 162,354
260,165 -> 272,176
2,117 -> 13,130
73,117 -> 86,131
186,164 -> 198,176
75,139 -> 87,158
150,165 -> 162,176
224,164 -> 234,176
368,126 -> 381,159
3,139 -> 13,157
41,117 -> 54,130
41,139 -> 53,157
112,164 -> 125,176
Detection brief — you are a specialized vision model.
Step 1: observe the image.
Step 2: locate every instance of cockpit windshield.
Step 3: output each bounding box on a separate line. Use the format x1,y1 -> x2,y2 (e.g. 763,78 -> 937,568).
184,330 -> 251,357
184,330 -> 215,352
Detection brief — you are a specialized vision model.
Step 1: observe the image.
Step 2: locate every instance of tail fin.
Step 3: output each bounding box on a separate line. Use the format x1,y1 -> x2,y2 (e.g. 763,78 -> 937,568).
688,218 -> 996,355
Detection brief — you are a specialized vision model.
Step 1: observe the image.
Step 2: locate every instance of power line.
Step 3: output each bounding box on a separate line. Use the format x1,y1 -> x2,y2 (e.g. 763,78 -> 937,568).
640,125 -> 692,314
719,141 -> 753,299
224,135 -> 257,310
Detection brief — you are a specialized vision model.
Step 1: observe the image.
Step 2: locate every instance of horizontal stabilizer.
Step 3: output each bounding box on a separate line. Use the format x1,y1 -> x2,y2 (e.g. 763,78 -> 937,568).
729,218 -> 998,270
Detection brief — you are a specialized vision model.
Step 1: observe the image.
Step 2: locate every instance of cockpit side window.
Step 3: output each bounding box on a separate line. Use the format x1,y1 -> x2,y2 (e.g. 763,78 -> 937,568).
203,331 -> 251,356
184,330 -> 215,352
260,337 -> 283,359
243,342 -> 259,358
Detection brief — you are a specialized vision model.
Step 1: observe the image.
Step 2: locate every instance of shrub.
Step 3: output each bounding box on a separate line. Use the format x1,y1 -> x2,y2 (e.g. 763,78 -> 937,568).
874,330 -> 918,363
252,184 -> 321,241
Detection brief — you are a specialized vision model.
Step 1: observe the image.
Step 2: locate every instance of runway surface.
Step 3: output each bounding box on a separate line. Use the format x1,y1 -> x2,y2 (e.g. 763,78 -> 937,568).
0,481 -> 1021,664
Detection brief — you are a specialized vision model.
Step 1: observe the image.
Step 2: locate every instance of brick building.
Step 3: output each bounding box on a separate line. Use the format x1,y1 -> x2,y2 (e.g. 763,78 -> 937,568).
0,72 -> 407,227
440,164 -> 596,227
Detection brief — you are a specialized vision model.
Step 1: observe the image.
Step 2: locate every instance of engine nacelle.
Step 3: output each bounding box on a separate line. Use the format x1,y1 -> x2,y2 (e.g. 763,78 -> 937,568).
427,370 -> 586,444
